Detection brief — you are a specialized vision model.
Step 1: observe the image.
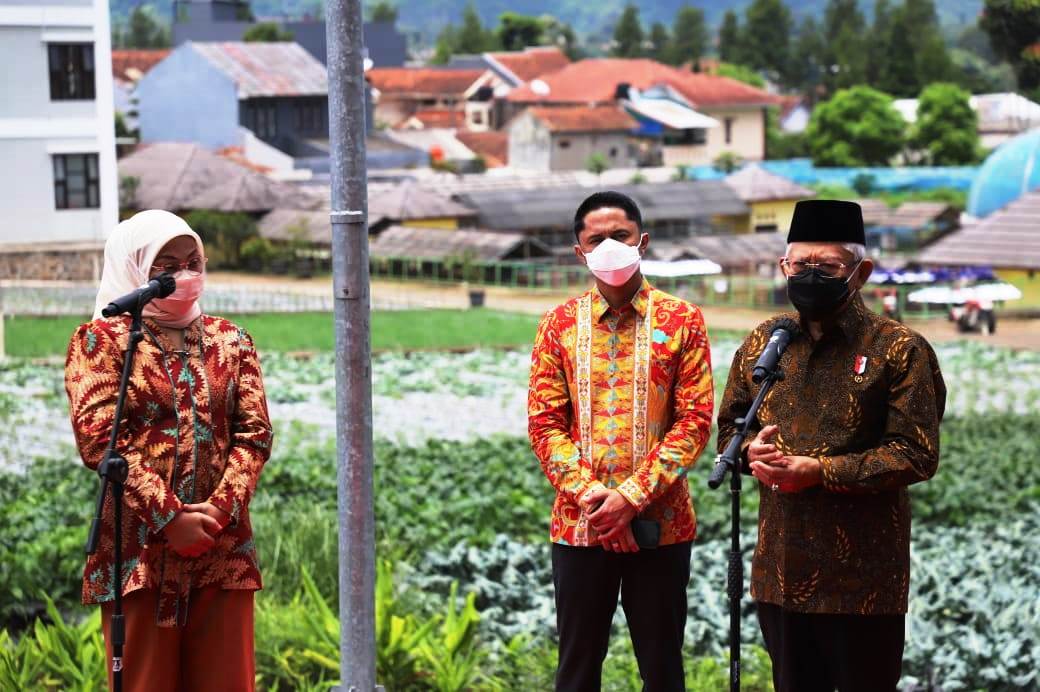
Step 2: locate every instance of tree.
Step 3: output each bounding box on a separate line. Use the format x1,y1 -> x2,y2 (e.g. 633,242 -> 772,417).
242,22 -> 294,42
669,5 -> 708,68
119,4 -> 170,49
456,3 -> 497,54
805,86 -> 906,166
877,0 -> 952,97
742,0 -> 793,84
821,0 -> 868,93
718,11 -> 744,65
866,0 -> 893,85
713,151 -> 742,173
586,152 -> 609,178
496,12 -> 545,52
649,23 -> 671,63
910,83 -> 980,165
612,4 -> 645,58
979,0 -> 1040,103
717,62 -> 766,88
542,16 -> 584,61
788,16 -> 825,98
370,1 -> 398,24
432,25 -> 458,65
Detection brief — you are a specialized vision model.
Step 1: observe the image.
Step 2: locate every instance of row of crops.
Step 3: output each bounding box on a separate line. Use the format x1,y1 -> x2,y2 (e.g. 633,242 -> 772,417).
1,338 -> 1038,689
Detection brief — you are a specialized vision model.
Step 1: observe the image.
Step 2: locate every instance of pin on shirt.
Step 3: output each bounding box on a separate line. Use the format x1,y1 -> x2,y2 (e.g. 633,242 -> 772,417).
854,354 -> 868,382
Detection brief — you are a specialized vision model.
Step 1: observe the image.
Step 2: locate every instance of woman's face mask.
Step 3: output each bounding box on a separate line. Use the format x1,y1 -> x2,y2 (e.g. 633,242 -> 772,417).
582,235 -> 647,287
152,270 -> 204,314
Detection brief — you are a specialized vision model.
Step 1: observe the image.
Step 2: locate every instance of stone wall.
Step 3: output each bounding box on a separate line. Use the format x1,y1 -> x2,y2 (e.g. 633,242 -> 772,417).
0,244 -> 104,281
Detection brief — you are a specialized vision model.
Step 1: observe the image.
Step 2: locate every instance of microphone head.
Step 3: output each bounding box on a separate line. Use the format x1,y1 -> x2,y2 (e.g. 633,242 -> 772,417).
771,317 -> 800,337
155,273 -> 177,298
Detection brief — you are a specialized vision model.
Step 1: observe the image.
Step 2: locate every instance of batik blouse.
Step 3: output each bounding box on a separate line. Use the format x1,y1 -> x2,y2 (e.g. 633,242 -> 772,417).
65,314 -> 273,626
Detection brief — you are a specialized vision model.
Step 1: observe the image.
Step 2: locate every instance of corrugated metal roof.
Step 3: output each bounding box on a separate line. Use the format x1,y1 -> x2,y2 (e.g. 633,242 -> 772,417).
369,225 -> 553,261
119,142 -> 320,212
724,164 -> 815,203
874,202 -> 955,230
369,181 -> 477,220
652,232 -> 788,268
917,190 -> 1040,270
190,41 -> 328,98
454,180 -> 747,231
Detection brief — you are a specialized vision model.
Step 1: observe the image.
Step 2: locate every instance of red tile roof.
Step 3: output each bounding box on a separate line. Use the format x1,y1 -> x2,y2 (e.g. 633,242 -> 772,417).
489,46 -> 570,83
111,49 -> 171,80
455,131 -> 509,167
525,105 -> 638,133
508,58 -> 778,108
366,68 -> 486,96
396,109 -> 467,129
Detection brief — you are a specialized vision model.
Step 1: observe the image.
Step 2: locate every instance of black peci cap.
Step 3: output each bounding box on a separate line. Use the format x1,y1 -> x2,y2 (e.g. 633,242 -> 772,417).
787,200 -> 865,245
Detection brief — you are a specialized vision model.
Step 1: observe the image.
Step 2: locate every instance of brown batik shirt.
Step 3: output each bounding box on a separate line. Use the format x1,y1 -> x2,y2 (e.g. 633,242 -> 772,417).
717,294 -> 946,615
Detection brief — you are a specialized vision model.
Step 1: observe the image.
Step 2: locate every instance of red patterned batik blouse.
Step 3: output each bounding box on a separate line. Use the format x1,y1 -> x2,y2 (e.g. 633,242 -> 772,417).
528,279 -> 714,547
65,315 -> 273,627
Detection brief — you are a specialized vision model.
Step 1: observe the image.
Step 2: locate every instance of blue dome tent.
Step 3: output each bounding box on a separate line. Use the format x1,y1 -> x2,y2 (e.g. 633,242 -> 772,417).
967,129 -> 1040,218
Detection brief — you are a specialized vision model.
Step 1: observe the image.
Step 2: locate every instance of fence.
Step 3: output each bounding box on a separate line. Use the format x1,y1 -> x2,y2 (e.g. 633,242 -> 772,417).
0,264 -> 950,320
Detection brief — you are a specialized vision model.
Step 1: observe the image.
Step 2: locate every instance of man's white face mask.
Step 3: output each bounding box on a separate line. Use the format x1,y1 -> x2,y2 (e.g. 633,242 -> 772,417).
583,235 -> 646,287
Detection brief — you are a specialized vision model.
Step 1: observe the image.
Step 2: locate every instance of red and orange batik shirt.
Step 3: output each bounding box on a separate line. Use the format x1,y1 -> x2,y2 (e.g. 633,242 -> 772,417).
65,315 -> 273,626
528,279 -> 714,547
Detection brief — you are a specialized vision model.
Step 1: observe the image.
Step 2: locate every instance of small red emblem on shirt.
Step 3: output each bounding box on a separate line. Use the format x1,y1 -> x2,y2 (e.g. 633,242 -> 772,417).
854,355 -> 868,375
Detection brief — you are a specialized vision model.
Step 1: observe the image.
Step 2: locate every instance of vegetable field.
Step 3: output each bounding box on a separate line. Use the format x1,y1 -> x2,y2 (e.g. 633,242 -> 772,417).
1,338 -> 1038,690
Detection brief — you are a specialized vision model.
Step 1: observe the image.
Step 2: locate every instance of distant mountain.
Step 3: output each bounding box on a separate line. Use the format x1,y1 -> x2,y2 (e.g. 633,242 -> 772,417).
112,0 -> 984,43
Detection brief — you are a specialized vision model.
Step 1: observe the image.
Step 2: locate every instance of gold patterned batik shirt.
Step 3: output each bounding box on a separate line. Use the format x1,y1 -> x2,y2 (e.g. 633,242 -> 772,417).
528,279 -> 714,547
717,295 -> 946,615
65,315 -> 273,627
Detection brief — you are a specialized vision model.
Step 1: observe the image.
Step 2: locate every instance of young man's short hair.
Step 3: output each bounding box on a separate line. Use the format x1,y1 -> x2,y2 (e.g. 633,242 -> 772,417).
573,191 -> 643,241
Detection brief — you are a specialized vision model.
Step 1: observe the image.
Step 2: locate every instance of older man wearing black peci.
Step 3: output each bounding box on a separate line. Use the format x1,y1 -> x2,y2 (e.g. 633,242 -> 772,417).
717,200 -> 947,692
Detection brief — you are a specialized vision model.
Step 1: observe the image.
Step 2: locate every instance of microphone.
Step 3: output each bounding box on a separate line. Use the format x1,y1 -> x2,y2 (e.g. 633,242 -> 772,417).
102,274 -> 177,318
751,318 -> 799,384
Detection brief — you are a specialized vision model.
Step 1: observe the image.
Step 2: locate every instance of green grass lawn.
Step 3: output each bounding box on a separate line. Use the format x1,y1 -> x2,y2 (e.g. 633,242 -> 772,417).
2,309 -> 544,359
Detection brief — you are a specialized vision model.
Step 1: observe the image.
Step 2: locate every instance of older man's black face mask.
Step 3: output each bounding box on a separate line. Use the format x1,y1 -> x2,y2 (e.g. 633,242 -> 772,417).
787,265 -> 860,320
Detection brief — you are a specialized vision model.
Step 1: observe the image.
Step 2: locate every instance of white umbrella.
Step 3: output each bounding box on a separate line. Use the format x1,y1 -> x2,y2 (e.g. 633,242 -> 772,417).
907,283 -> 1023,304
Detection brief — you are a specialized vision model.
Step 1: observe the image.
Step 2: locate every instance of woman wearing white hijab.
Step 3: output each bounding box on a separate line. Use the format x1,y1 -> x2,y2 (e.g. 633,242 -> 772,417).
65,210 -> 273,692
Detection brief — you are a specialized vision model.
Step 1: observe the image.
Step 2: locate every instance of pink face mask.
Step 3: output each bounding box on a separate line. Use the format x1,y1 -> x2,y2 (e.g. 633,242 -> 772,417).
149,271 -> 204,322
582,236 -> 646,287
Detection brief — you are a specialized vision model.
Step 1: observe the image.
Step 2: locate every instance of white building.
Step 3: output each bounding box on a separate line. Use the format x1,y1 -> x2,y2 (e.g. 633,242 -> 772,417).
894,92 -> 1040,150
0,1 -> 117,246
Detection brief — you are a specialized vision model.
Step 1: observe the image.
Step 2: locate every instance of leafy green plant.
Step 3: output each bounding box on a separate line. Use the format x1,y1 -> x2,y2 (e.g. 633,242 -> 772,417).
0,596 -> 105,691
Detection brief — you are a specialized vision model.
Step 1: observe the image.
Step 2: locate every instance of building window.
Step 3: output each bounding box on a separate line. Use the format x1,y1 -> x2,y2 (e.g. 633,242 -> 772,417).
53,154 -> 100,209
294,99 -> 325,135
48,43 -> 95,101
559,139 -> 571,149
663,128 -> 707,146
609,147 -> 618,158
250,102 -> 278,139
471,110 -> 484,125
725,117 -> 734,145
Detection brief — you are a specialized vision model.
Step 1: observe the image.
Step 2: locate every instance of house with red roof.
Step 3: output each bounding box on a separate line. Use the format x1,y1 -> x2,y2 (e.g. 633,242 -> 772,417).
365,67 -> 494,131
508,105 -> 642,172
507,58 -> 779,167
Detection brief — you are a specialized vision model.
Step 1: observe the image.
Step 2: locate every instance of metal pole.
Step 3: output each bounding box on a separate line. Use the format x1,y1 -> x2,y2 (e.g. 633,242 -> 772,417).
326,1 -> 375,690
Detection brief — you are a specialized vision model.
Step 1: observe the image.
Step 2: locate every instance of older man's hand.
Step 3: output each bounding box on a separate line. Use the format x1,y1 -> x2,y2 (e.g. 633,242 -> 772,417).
750,455 -> 823,493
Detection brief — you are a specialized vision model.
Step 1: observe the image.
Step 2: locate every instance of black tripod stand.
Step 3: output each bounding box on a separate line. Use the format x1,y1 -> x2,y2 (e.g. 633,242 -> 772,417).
85,309 -> 147,692
707,367 -> 784,692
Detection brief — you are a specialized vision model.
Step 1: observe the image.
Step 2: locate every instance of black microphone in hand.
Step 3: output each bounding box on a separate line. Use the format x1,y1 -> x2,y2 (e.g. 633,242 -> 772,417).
102,274 -> 176,318
751,318 -> 799,384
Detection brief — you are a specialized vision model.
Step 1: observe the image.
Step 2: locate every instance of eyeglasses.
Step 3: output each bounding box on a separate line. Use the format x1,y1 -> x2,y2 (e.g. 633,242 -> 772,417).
150,257 -> 207,277
780,258 -> 854,278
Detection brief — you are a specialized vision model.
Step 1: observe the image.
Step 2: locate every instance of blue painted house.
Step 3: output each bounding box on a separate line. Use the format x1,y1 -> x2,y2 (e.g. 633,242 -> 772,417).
137,41 -> 329,165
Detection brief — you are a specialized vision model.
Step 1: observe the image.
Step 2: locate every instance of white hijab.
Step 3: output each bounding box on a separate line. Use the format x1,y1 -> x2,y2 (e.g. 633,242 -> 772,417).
93,210 -> 205,328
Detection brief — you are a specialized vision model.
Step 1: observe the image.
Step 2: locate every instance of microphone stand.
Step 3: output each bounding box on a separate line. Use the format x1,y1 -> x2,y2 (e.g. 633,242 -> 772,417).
706,366 -> 784,692
86,306 -> 146,692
